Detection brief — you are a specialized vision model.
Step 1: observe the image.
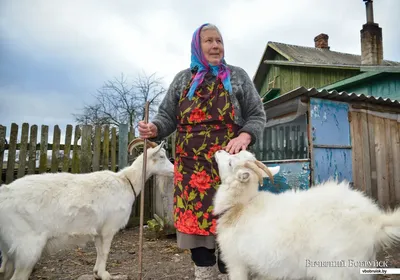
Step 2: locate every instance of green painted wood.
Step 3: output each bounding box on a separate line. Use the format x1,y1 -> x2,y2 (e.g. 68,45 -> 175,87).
118,123 -> 128,170
51,125 -> 61,173
92,125 -> 101,171
71,125 -> 81,174
262,63 -> 359,97
80,125 -> 92,173
0,125 -> 7,183
322,73 -> 400,100
62,125 -> 73,172
39,125 -> 49,174
17,123 -> 29,178
102,125 -> 110,170
28,125 -> 38,175
111,127 -> 117,172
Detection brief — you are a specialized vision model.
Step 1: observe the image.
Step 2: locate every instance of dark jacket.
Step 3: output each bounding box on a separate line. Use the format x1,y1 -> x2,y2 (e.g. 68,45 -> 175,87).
151,65 -> 266,146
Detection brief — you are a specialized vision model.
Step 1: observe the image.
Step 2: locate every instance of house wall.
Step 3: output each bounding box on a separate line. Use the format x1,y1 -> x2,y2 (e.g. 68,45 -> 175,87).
260,57 -> 359,96
336,74 -> 400,100
260,53 -> 286,94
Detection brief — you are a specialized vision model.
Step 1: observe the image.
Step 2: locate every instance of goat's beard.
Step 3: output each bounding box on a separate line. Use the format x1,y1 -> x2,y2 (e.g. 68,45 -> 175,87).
155,175 -> 173,195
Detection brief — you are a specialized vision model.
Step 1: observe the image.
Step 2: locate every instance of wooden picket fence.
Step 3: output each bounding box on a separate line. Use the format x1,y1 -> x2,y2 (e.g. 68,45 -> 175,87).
0,122 -> 175,226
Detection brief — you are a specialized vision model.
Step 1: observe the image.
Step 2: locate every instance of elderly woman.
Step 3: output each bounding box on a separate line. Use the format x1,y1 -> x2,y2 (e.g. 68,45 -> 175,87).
138,23 -> 266,279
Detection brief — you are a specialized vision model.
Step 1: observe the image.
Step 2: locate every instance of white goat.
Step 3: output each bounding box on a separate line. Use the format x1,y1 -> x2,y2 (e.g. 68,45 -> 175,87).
0,139 -> 173,280
213,149 -> 400,280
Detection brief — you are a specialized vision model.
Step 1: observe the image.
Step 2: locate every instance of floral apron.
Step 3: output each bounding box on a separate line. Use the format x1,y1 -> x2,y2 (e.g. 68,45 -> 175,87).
173,72 -> 240,236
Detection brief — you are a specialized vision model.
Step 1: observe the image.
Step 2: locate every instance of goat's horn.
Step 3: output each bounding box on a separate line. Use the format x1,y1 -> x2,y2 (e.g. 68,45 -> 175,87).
128,138 -> 158,155
254,160 -> 274,184
243,161 -> 264,186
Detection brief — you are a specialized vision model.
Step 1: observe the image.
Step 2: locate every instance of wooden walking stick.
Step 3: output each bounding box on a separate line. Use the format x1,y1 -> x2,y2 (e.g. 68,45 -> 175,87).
138,101 -> 150,280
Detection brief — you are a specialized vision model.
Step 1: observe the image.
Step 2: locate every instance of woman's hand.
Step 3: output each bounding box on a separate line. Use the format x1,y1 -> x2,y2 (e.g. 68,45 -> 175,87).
225,132 -> 252,154
138,121 -> 158,139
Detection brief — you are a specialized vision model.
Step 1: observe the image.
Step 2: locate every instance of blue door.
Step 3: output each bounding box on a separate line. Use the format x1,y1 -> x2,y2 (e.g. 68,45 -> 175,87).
309,98 -> 353,185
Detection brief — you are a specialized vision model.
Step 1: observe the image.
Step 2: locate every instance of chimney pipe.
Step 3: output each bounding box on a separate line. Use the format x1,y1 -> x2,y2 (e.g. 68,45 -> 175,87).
360,0 -> 383,65
364,0 -> 374,23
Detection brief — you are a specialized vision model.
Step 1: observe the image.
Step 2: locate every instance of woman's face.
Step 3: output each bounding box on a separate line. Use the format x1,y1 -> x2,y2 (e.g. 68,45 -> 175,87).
200,29 -> 224,66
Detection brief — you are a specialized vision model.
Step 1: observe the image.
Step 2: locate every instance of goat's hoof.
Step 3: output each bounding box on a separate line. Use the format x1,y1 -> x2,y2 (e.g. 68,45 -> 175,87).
93,271 -> 101,280
98,271 -> 111,280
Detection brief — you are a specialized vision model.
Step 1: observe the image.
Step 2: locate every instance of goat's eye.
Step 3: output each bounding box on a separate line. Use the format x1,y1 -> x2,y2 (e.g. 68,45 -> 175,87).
229,160 -> 232,167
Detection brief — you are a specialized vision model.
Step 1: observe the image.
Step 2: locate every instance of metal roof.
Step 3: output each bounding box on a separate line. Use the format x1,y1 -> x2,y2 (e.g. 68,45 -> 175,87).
253,41 -> 400,91
268,42 -> 400,66
264,87 -> 400,109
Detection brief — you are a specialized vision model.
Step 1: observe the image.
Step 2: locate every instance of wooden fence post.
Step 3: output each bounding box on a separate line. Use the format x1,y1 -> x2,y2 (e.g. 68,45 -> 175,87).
111,127 -> 117,171
92,125 -> 101,172
6,123 -> 18,183
118,124 -> 128,170
17,123 -> 29,178
51,125 -> 61,173
28,125 -> 38,175
102,125 -> 110,171
81,125 -> 92,173
39,125 -> 49,174
0,125 -> 6,184
71,125 -> 81,173
62,125 -> 73,172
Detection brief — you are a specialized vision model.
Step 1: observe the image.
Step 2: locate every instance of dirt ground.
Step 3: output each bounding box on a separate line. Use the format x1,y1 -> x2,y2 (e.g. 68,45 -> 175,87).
29,227 -> 193,280
6,226 -> 400,280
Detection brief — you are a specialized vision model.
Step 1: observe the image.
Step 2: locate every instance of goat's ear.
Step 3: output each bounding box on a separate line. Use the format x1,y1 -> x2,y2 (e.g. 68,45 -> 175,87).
236,169 -> 251,183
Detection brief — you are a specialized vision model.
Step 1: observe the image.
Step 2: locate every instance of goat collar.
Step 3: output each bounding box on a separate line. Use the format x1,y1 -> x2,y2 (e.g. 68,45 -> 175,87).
215,207 -> 233,219
126,177 -> 137,198
215,195 -> 258,219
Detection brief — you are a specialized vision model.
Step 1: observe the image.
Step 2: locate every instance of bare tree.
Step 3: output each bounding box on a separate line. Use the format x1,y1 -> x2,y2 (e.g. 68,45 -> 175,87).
74,72 -> 166,130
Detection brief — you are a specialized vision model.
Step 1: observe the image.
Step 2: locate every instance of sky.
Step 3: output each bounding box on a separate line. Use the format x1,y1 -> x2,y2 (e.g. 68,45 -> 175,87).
0,0 -> 399,142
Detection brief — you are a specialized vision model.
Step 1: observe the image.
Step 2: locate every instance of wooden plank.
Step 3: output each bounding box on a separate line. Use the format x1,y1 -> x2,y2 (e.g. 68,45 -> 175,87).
292,126 -> 298,159
374,116 -> 389,208
385,118 -> 395,207
272,127 -> 277,160
360,112 -> 372,196
111,127 -> 117,172
307,100 -> 315,185
51,125 -> 61,173
62,125 -> 73,172
395,121 -> 400,204
285,126 -> 290,159
27,125 -> 38,175
350,112 -> 363,192
92,125 -> 101,171
0,125 -> 6,184
6,123 -> 18,183
102,125 -> 110,170
17,123 -> 29,178
300,132 -> 305,159
118,124 -> 128,170
266,127 -> 272,161
279,127 -> 284,160
80,125 -> 92,173
367,114 -> 378,201
39,125 -> 49,174
71,125 -> 81,174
